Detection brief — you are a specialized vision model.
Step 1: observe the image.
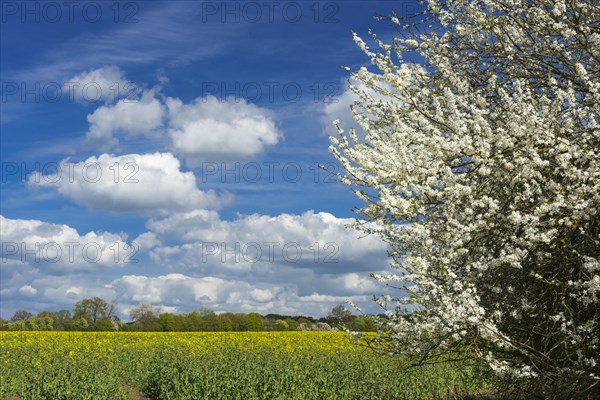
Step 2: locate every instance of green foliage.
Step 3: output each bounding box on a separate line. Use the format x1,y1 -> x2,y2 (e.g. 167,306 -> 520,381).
157,313 -> 175,332
10,309 -> 32,322
6,298 -> 379,333
243,313 -> 264,331
73,297 -> 115,324
273,320 -> 289,331
26,316 -> 54,331
93,318 -> 116,332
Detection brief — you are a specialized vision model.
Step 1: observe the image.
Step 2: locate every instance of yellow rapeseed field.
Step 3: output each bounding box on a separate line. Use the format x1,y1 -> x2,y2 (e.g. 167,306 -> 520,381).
0,331 -> 485,399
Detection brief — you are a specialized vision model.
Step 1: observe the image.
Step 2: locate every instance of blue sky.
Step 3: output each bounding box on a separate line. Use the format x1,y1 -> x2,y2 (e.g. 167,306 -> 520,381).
0,1 -> 420,319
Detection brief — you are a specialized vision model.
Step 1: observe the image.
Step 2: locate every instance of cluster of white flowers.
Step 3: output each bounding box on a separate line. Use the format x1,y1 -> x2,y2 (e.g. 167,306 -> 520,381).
331,0 -> 599,397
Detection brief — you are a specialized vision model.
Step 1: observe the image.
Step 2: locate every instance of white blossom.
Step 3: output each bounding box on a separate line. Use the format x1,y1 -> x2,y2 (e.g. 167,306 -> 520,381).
330,0 -> 599,397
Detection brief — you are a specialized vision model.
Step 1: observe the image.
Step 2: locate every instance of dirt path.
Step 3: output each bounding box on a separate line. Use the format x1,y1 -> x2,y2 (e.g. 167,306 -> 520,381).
124,385 -> 153,400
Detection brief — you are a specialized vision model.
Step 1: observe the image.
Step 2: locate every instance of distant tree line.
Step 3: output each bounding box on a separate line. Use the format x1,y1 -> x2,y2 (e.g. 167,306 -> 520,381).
0,298 -> 377,332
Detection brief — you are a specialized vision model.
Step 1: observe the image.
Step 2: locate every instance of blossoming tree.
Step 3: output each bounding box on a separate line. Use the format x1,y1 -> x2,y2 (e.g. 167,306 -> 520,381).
329,1 -> 599,397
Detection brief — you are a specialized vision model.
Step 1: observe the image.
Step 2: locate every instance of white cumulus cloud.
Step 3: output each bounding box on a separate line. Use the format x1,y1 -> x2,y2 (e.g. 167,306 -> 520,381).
0,215 -> 131,272
146,210 -> 387,270
167,96 -> 281,164
64,65 -> 138,104
29,152 -> 232,214
18,285 -> 38,296
110,274 -> 242,304
85,89 -> 165,149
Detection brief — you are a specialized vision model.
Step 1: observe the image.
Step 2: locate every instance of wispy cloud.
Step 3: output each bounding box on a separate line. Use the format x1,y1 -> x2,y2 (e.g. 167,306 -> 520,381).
7,3 -> 242,83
